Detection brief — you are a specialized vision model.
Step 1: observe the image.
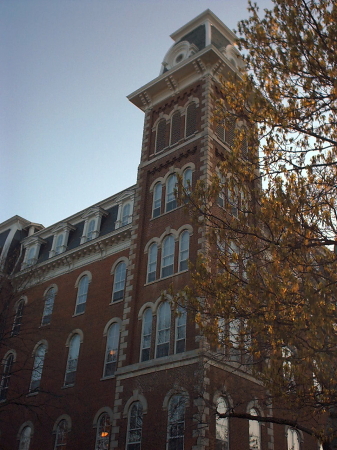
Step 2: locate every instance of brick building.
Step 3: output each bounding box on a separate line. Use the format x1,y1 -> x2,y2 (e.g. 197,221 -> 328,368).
0,10 -> 319,450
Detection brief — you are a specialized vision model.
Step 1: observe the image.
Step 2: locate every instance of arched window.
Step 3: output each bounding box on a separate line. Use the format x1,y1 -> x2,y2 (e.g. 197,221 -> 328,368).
161,235 -> 175,278
167,395 -> 185,450
175,306 -> 186,354
104,323 -> 120,377
122,204 -> 131,226
147,243 -> 157,283
127,402 -> 143,449
55,234 -> 64,255
156,302 -> 171,358
64,334 -> 81,386
42,287 -> 56,325
224,119 -> 235,146
75,276 -> 89,315
95,413 -> 111,450
185,102 -> 197,137
0,353 -> 14,401
140,309 -> 152,362
87,219 -> 96,241
179,231 -> 189,272
249,408 -> 261,450
54,419 -> 68,450
156,119 -> 167,153
152,183 -> 162,218
166,174 -> 177,212
216,397 -> 229,450
19,426 -> 32,450
182,168 -> 192,192
170,111 -> 181,145
112,262 -> 127,301
30,343 -> 47,392
287,428 -> 300,450
12,299 -> 25,336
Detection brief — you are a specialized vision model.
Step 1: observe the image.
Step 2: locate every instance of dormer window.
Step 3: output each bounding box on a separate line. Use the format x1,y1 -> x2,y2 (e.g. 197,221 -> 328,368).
22,236 -> 46,269
49,223 -> 75,258
121,204 -> 131,227
80,207 -> 108,244
115,201 -> 133,229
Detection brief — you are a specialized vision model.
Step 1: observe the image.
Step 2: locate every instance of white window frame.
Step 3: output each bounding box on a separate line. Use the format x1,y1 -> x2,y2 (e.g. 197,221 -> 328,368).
49,223 -> 75,258
287,428 -> 300,450
112,261 -> 127,301
126,402 -> 143,450
216,397 -> 229,450
74,275 -> 89,315
103,322 -> 120,378
152,182 -> 162,218
156,302 -> 171,358
29,343 -> 47,392
147,243 -> 158,283
22,236 -> 46,269
249,408 -> 261,450
175,306 -> 186,354
11,298 -> 26,336
178,231 -> 189,272
166,174 -> 178,212
19,426 -> 32,450
161,235 -> 175,278
41,287 -> 56,326
64,334 -> 81,387
167,395 -> 185,450
140,308 -> 152,362
80,207 -> 107,244
95,413 -> 111,450
115,200 -> 134,229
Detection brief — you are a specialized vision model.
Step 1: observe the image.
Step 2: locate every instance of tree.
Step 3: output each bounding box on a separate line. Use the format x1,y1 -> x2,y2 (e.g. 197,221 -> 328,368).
178,1 -> 337,448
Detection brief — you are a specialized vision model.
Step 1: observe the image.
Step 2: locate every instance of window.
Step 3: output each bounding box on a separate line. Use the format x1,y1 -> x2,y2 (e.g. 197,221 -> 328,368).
175,306 -> 186,354
12,299 -> 25,336
55,234 -> 64,255
185,102 -> 197,137
64,334 -> 81,386
127,402 -> 143,450
19,426 -> 32,450
225,119 -> 235,146
122,204 -> 131,226
87,219 -> 96,241
152,183 -> 162,218
54,420 -> 68,450
182,168 -> 192,192
30,344 -> 47,392
229,318 -> 241,361
167,395 -> 185,450
156,118 -> 167,153
227,186 -> 239,218
216,397 -> 229,450
26,247 -> 36,266
215,120 -> 225,141
0,353 -> 14,401
156,302 -> 171,358
147,243 -> 157,283
249,408 -> 261,450
170,111 -> 181,145
42,287 -> 56,325
112,262 -> 127,301
95,413 -> 111,450
166,174 -> 177,212
140,309 -> 152,362
287,428 -> 300,450
75,276 -> 89,315
104,323 -> 120,377
161,235 -> 175,278
179,231 -> 189,272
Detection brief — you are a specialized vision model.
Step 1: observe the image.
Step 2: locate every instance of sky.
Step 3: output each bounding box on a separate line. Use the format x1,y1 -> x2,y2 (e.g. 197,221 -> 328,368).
1,0 -> 272,228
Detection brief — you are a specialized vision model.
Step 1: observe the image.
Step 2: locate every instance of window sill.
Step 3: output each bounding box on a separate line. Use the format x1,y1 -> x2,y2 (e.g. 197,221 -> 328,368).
72,311 -> 85,318
144,269 -> 189,286
109,299 -> 123,305
27,391 -> 39,397
62,384 -> 75,389
100,374 -> 116,381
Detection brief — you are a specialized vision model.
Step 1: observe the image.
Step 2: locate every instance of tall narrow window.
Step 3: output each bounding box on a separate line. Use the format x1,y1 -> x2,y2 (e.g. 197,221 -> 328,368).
229,318 -> 241,361
216,397 -> 229,450
0,353 -> 14,401
161,235 -> 175,278
171,111 -> 181,145
12,299 -> 25,336
179,231 -> 189,272
156,302 -> 171,358
113,262 -> 127,301
175,306 -> 186,354
287,428 -> 300,450
30,344 -> 47,392
95,413 -> 111,450
185,102 -> 197,137
54,420 -> 68,450
156,119 -> 167,153
249,408 -> 261,450
104,323 -> 120,377
166,174 -> 177,212
19,426 -> 32,450
42,287 -> 56,325
141,309 -> 152,362
225,119 -> 235,146
122,204 -> 131,226
64,334 -> 80,386
147,243 -> 157,283
215,121 -> 225,141
55,234 -> 64,255
167,395 -> 185,450
75,276 -> 89,315
152,183 -> 162,218
87,219 -> 96,241
127,402 -> 143,450
183,168 -> 192,191
27,247 -> 36,266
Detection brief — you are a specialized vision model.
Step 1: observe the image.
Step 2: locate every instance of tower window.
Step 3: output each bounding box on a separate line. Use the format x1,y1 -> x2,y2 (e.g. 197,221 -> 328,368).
141,308 -> 152,362
171,111 -> 181,145
104,323 -> 120,377
152,183 -> 162,218
161,235 -> 175,278
156,119 -> 167,153
112,262 -> 127,301
147,243 -> 158,283
75,275 -> 89,315
166,174 -> 177,212
64,334 -> 81,386
156,302 -> 171,358
185,102 -> 197,137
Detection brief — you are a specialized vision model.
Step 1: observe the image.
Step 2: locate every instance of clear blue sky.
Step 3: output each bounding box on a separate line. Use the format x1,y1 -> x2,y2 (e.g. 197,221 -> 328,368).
1,0 -> 272,228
